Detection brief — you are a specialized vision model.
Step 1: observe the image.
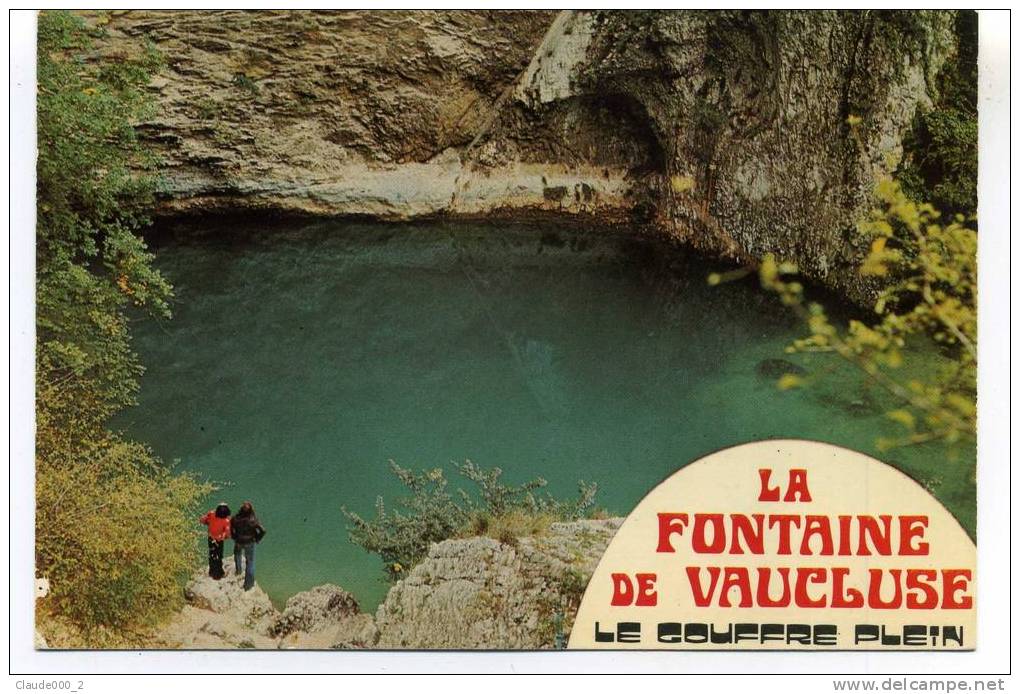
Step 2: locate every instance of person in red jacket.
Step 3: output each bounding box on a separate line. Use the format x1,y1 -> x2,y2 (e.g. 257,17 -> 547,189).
199,502 -> 231,579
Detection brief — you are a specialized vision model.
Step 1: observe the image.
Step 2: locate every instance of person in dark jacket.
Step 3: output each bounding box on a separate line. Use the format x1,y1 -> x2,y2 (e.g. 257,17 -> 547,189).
199,503 -> 231,579
230,501 -> 266,591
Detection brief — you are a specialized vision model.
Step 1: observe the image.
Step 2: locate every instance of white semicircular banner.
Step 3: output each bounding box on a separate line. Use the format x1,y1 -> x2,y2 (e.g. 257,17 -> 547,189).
568,439 -> 975,650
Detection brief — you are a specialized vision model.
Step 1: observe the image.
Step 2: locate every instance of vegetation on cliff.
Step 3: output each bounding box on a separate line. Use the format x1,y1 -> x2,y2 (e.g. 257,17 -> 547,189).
749,12 -> 977,463
343,461 -> 598,580
35,11 -> 210,639
897,10 -> 978,220
757,180 -> 976,457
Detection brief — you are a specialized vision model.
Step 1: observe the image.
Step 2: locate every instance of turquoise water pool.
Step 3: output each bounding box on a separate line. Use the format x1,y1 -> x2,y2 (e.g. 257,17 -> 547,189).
115,220 -> 975,610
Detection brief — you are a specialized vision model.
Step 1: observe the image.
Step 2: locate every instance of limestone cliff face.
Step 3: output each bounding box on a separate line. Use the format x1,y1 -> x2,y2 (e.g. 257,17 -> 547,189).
96,10 -> 641,220
86,10 -> 958,297
507,10 -> 957,298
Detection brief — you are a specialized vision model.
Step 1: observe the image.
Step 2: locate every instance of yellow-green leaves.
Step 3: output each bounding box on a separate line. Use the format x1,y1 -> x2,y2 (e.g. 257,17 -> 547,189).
758,253 -> 803,307
861,235 -> 902,277
887,409 -> 916,429
756,180 -> 976,452
776,373 -> 803,391
705,267 -> 752,287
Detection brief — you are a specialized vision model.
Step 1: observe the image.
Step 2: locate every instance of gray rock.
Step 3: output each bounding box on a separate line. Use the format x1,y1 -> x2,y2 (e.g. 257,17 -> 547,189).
181,560 -> 278,638
163,562 -> 378,649
184,560 -> 274,619
527,10 -> 957,302
271,584 -> 360,637
374,518 -> 622,649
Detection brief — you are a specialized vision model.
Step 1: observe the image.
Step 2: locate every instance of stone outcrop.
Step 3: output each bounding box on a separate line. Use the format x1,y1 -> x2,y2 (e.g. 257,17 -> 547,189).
160,560 -> 283,648
272,584 -> 378,649
80,10 -> 961,299
374,518 -> 622,649
271,584 -> 359,635
152,518 -> 621,649
91,10 -> 638,220
159,560 -> 376,649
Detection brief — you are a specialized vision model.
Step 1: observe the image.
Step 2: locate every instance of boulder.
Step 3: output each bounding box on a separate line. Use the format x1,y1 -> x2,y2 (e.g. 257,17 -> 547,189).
160,562 -> 377,649
277,613 -> 379,650
272,584 -> 378,649
271,584 -> 360,637
374,518 -> 622,649
183,560 -> 276,630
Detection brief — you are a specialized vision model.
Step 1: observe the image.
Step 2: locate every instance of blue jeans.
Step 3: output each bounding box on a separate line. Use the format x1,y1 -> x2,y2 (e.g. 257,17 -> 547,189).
233,542 -> 255,590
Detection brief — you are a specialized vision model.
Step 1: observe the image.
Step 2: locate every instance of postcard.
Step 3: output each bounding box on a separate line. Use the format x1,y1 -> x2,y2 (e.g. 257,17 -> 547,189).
21,9 -> 1000,666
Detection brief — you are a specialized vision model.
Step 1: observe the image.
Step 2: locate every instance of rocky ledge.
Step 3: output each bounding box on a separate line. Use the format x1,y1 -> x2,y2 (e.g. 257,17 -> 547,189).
154,518 -> 622,649
156,561 -> 375,649
82,10 -> 963,301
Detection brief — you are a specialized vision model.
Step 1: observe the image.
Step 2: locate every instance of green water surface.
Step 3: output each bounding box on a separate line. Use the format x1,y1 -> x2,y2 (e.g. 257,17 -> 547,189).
115,220 -> 975,610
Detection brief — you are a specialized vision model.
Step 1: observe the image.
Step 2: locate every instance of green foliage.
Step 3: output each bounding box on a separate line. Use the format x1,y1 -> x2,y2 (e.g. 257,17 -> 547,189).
37,10 -> 170,427
758,180 -> 976,450
457,460 -> 596,519
343,461 -> 598,580
232,72 -> 260,95
36,438 -> 210,630
342,463 -> 469,581
36,11 -> 211,635
897,11 -> 978,218
195,97 -> 223,121
898,109 -> 977,218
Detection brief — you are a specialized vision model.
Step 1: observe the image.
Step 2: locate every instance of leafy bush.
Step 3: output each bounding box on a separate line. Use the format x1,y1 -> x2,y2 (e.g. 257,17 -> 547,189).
758,179 -> 976,450
35,439 -> 209,631
343,461 -> 597,580
457,460 -> 596,519
36,11 -> 211,635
